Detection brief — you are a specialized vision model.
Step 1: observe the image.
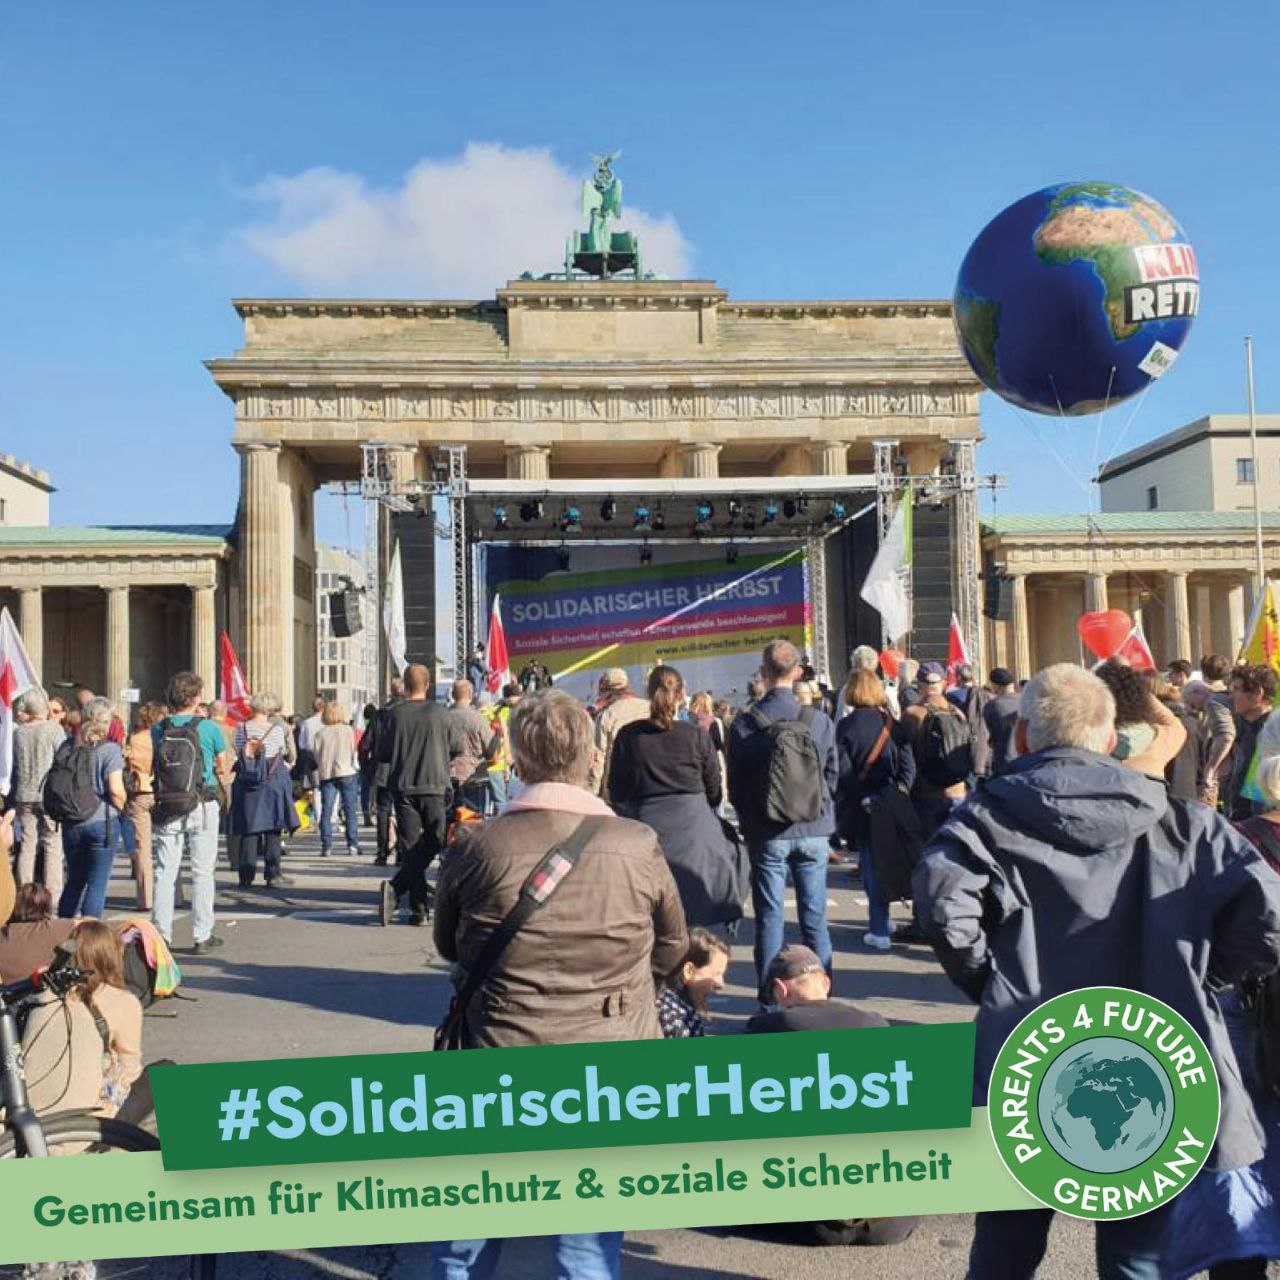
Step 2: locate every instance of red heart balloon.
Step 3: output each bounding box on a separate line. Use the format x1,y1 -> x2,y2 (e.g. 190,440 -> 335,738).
878,647 -> 904,679
1077,609 -> 1133,660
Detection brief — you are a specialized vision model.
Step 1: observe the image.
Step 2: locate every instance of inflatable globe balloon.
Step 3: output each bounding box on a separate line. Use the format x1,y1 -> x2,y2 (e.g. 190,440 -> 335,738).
954,182 -> 1198,415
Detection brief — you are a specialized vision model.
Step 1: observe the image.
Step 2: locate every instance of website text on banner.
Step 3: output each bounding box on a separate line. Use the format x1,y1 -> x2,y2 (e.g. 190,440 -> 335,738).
488,544 -> 811,702
151,1024 -> 974,1171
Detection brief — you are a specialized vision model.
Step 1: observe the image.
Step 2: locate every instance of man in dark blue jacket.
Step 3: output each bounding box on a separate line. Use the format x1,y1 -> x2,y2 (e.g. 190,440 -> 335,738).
728,638 -> 838,1005
914,662 -> 1280,1278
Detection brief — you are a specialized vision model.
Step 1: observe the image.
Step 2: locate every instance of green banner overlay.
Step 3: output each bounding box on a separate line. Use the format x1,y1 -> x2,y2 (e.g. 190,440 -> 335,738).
151,1024 -> 976,1171
4,1110 -> 1038,1266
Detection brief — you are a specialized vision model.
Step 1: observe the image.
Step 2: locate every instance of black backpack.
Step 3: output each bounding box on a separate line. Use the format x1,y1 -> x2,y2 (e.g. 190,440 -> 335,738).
747,705 -> 824,826
918,707 -> 974,788
153,718 -> 204,822
42,741 -> 101,824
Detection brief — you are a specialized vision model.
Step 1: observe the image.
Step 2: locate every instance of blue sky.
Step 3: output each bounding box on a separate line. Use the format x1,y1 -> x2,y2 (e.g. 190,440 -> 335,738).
3,1 -> 1277,545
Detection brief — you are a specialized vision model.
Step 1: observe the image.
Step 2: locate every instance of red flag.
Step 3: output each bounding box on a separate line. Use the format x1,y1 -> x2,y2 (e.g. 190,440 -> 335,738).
486,594 -> 512,695
1116,620 -> 1156,671
218,631 -> 252,722
0,607 -> 41,796
946,613 -> 970,688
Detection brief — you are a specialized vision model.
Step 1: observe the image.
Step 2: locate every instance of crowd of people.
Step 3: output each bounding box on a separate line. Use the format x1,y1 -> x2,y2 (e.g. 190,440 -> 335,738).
8,638 -> 1280,1278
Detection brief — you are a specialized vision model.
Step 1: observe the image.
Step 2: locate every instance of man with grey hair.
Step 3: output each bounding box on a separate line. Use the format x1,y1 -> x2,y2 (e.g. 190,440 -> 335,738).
10,689 -> 67,900
914,663 -> 1280,1275
728,637 -> 838,1006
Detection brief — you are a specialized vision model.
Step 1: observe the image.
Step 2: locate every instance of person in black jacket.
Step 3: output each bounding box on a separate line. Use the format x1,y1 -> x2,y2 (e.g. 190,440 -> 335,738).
835,669 -> 915,951
375,664 -> 451,926
609,666 -> 746,929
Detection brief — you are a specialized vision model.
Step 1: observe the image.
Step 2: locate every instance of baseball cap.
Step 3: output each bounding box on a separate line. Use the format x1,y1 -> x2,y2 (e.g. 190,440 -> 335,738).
600,668 -> 629,692
919,661 -> 946,685
989,667 -> 1015,687
765,945 -> 826,985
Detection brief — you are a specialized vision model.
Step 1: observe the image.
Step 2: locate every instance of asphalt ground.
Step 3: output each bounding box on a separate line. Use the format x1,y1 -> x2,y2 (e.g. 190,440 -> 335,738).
7,826 -> 1248,1279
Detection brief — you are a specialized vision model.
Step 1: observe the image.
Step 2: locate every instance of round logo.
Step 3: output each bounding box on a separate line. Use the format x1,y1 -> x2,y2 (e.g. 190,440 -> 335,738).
988,987 -> 1221,1220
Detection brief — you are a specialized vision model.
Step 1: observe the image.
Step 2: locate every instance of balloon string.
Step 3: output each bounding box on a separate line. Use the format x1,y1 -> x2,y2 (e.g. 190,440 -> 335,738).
1096,376 -> 1158,479
1090,367 -> 1118,512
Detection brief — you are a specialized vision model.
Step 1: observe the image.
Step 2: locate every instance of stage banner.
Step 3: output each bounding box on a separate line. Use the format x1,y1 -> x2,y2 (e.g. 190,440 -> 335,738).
487,543 -> 811,701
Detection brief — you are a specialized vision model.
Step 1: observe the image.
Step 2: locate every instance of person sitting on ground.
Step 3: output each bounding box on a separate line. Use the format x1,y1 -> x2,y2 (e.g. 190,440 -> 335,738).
0,882 -> 73,985
656,928 -> 731,1038
744,944 -> 917,1249
587,668 -> 650,800
22,919 -> 143,1119
914,662 -> 1280,1278
430,688 -> 686,1280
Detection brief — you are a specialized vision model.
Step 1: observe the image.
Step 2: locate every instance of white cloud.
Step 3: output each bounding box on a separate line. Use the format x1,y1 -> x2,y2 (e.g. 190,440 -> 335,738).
236,143 -> 692,296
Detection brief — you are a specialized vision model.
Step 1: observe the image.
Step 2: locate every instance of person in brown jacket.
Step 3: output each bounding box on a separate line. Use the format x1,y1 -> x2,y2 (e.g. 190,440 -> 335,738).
585,667 -> 650,801
431,687 -> 688,1279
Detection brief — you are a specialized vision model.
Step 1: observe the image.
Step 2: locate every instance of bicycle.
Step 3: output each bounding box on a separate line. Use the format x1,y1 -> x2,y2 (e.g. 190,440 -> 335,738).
0,963 -> 217,1279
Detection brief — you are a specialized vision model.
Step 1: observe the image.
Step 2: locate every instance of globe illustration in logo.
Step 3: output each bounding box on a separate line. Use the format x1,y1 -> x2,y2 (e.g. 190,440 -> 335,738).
1037,1037 -> 1175,1175
954,182 -> 1199,415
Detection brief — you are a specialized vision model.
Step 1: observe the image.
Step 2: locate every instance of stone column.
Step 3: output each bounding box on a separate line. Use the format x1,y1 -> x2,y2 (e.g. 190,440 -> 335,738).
1166,571 -> 1192,662
680,443 -> 721,479
386,445 -> 420,489
1227,578 -> 1248,657
1010,573 -> 1031,682
17,587 -> 42,674
1084,572 -> 1109,614
811,441 -> 849,476
191,585 -> 216,698
239,443 -> 286,698
105,586 -> 130,711
504,445 -> 550,481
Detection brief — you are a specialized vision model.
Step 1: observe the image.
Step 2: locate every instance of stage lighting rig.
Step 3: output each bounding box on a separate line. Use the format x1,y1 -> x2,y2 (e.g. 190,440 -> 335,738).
742,507 -> 758,532
651,506 -> 667,532
493,505 -> 509,531
727,498 -> 742,521
560,505 -> 582,534
519,501 -> 544,523
632,504 -> 652,533
826,500 -> 847,523
762,503 -> 779,525
782,499 -> 798,519
600,498 -> 617,523
693,501 -> 714,535
639,542 -> 653,565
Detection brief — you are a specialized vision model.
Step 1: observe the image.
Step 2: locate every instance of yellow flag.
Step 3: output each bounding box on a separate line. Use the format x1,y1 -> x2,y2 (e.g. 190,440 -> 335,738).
1240,581 -> 1280,674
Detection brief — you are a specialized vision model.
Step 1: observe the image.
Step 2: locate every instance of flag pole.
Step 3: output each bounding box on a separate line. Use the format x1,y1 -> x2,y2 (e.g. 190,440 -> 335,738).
1247,336 -> 1266,597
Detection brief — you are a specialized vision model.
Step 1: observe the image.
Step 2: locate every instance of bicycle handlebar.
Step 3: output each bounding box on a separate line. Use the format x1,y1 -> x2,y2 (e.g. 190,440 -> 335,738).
0,964 -> 88,1005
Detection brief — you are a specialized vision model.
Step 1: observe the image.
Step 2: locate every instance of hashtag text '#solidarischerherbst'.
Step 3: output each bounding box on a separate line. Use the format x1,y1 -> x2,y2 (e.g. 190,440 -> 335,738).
31,1150 -> 955,1227
216,1055 -> 915,1142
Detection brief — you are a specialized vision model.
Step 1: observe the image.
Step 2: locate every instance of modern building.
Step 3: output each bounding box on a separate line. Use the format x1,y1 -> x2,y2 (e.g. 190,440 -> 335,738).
1099,414 -> 1280,513
0,454 -> 54,526
315,544 -> 377,716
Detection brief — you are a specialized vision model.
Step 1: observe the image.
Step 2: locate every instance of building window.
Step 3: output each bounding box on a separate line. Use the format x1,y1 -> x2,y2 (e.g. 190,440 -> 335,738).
0,497 -> 7,522
1237,458 -> 1256,484
1146,486 -> 1158,511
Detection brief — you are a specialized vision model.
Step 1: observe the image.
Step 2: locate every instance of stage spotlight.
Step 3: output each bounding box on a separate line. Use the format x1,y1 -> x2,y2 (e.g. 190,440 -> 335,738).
783,498 -> 798,519
493,505 -> 509,531
742,508 -> 757,532
694,501 -> 714,535
797,495 -> 811,514
725,545 -> 739,565
560,505 -> 582,534
762,503 -> 779,525
652,506 -> 667,532
519,501 -> 543,523
632,504 -> 652,532
639,542 -> 653,566
826,500 -> 847,523
556,547 -> 571,572
600,498 -> 617,523
727,498 -> 742,520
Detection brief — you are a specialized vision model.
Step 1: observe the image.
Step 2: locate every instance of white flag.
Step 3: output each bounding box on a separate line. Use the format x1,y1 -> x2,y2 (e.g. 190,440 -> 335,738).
382,540 -> 407,679
0,607 -> 42,797
860,490 -> 913,643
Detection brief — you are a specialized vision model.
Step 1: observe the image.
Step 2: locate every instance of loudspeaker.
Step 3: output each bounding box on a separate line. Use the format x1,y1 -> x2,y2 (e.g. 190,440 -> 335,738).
328,590 -> 364,638
391,511 -> 437,664
983,573 -> 1015,621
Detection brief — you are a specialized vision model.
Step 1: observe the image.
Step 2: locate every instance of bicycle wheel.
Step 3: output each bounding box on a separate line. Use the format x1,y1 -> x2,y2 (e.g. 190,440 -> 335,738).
0,1116 -> 217,1279
0,1114 -> 160,1156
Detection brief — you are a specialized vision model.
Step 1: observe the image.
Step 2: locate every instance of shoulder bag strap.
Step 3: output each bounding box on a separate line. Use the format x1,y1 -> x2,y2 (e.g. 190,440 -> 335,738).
450,815 -> 607,1015
858,712 -> 893,781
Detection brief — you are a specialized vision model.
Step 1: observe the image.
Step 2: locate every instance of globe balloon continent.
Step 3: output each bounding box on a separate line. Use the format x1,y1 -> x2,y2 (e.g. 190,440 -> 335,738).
954,182 -> 1199,415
